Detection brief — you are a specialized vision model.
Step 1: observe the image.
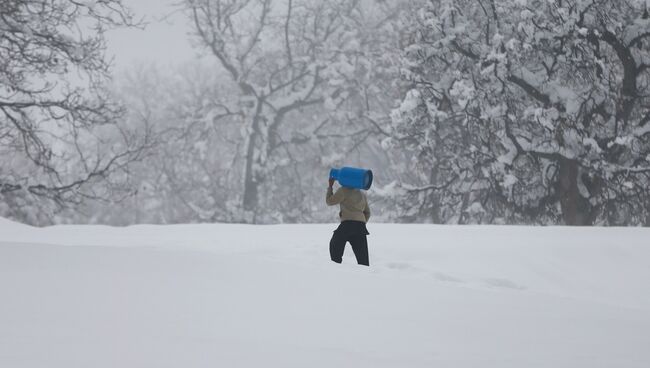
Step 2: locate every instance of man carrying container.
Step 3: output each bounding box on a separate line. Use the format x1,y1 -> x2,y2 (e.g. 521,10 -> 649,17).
326,167 -> 373,266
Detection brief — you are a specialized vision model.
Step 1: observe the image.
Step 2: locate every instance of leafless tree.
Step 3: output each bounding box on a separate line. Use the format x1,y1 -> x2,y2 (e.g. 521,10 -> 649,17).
184,0 -> 383,221
0,0 -> 151,224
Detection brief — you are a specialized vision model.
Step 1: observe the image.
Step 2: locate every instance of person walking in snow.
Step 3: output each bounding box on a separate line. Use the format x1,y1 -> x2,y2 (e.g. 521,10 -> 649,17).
326,177 -> 371,266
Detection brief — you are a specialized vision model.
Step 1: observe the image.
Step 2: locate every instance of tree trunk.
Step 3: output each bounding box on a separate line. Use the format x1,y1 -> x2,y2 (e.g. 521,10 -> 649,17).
429,165 -> 442,223
557,157 -> 593,225
242,129 -> 259,214
242,102 -> 265,217
242,157 -> 258,213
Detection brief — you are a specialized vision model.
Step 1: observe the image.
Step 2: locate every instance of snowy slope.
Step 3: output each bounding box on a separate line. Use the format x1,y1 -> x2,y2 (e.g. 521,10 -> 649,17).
1,218 -> 649,367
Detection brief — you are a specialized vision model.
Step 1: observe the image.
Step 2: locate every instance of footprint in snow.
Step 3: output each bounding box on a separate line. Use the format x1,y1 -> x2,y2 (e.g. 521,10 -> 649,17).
484,278 -> 526,290
432,272 -> 464,283
385,262 -> 416,271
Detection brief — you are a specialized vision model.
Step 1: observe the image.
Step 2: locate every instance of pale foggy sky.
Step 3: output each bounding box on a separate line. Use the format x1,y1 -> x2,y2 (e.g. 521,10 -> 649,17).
105,0 -> 197,69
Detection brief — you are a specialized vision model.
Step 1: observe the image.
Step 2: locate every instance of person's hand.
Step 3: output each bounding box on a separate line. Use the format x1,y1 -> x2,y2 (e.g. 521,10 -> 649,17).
328,178 -> 335,188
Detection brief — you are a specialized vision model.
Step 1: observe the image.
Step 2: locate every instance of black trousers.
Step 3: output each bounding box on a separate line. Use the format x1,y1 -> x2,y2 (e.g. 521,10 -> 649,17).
329,221 -> 369,266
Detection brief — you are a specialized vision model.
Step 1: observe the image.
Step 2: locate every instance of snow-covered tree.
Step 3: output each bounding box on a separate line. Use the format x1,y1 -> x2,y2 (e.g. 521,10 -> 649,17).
0,0 -> 149,224
391,0 -> 650,225
183,0 -> 401,222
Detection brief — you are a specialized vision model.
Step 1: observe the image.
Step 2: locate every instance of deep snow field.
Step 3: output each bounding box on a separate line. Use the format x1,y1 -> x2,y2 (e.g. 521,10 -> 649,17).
1,217 -> 649,368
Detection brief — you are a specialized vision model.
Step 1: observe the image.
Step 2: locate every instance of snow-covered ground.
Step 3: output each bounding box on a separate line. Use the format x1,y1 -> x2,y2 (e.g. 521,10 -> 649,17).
1,217 -> 649,367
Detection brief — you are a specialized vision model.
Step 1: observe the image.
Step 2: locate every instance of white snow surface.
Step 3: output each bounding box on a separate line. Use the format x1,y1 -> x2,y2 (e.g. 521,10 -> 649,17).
1,218 -> 649,367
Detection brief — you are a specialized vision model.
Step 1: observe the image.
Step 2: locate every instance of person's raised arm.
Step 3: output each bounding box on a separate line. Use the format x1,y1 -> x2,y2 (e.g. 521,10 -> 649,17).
326,179 -> 345,206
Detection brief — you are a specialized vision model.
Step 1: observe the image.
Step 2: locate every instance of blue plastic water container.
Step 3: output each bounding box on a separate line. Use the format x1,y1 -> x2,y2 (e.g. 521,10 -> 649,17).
329,167 -> 373,190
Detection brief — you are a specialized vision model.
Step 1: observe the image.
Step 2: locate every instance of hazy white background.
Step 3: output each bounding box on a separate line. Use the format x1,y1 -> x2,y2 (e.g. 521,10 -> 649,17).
106,0 -> 196,68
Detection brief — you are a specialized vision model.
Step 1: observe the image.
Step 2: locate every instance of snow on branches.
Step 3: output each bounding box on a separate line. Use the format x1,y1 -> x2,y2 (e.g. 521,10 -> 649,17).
393,0 -> 650,225
0,0 -> 149,224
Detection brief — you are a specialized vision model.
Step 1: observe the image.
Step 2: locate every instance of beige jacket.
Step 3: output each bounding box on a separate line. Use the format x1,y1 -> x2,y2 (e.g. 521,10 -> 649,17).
326,186 -> 371,223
